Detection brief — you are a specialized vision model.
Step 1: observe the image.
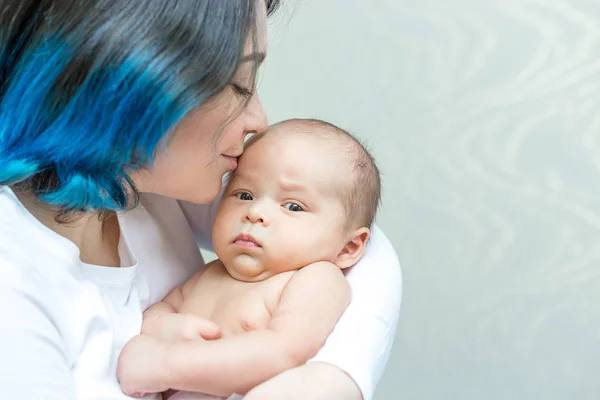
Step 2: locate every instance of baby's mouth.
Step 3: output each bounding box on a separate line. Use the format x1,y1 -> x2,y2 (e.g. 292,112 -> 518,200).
234,233 -> 261,248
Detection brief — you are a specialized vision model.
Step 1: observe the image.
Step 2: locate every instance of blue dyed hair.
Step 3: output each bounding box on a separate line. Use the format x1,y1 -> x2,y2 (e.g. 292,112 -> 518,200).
0,0 -> 280,220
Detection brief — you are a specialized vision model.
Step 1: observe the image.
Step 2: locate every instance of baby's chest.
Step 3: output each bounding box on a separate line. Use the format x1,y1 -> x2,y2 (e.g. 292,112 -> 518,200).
181,272 -> 293,337
210,289 -> 273,336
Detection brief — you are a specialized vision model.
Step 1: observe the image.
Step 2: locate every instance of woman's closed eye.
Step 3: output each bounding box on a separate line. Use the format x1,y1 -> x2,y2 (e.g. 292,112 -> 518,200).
231,84 -> 253,99
283,202 -> 303,212
236,192 -> 253,201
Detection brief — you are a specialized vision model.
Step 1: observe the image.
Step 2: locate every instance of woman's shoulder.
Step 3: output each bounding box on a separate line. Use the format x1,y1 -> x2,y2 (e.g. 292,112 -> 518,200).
344,224 -> 403,319
0,203 -> 60,321
0,186 -> 74,286
346,225 -> 402,288
123,193 -> 206,304
0,186 -> 79,262
1,186 -> 49,256
0,185 -> 21,224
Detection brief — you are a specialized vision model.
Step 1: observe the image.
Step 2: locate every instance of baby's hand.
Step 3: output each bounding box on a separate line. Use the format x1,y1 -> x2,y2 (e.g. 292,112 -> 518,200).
118,316 -> 221,398
142,313 -> 222,342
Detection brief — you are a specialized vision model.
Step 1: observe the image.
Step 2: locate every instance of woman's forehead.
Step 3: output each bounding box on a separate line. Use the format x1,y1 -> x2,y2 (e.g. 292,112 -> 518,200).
249,0 -> 268,56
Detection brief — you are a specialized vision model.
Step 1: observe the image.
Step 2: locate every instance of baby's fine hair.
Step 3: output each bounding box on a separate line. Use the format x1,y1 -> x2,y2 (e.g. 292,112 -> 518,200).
271,118 -> 381,229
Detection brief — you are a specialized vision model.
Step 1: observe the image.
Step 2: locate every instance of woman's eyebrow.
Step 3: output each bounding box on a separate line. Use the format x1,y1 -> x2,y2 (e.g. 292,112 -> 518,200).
241,52 -> 266,63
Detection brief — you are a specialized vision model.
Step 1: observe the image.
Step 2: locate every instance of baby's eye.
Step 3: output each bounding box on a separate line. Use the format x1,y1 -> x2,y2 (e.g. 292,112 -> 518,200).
236,192 -> 253,201
283,202 -> 303,212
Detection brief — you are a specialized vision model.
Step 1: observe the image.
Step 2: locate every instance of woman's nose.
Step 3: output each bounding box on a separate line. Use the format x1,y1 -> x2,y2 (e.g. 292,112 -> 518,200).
245,92 -> 268,135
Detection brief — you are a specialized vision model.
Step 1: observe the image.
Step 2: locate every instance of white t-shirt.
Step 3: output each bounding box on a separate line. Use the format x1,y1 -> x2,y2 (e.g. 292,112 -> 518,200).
0,186 -> 402,400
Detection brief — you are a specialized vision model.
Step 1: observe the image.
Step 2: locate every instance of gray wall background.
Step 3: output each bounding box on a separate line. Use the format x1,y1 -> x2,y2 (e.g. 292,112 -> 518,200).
258,0 -> 600,399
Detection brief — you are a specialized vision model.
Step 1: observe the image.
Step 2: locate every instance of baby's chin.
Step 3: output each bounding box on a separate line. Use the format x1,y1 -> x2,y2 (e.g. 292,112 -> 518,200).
224,254 -> 272,282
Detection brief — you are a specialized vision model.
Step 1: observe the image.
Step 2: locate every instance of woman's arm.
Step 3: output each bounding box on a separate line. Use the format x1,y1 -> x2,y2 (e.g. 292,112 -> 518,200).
244,225 -> 403,400
0,259 -> 77,399
243,362 -> 362,400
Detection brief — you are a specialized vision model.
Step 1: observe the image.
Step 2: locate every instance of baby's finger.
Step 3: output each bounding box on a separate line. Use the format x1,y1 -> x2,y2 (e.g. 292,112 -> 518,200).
193,318 -> 221,340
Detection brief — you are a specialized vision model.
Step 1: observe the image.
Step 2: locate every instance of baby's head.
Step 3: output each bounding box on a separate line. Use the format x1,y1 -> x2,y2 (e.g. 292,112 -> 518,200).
212,118 -> 381,282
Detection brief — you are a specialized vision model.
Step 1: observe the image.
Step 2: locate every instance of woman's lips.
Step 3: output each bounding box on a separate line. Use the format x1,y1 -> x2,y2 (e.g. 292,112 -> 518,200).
224,155 -> 238,171
234,234 -> 261,248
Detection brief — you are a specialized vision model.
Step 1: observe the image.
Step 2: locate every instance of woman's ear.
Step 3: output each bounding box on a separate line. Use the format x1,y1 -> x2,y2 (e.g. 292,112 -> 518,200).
335,227 -> 370,269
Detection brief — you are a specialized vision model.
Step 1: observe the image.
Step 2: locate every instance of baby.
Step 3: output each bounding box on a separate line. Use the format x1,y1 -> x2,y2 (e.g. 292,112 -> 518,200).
117,118 -> 381,399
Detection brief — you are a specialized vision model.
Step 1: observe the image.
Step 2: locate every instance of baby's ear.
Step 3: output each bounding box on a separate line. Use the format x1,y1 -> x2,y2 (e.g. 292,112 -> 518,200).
335,227 -> 370,269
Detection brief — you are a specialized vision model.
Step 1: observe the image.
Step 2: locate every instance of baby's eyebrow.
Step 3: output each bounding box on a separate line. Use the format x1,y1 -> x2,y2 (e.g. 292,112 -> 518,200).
230,171 -> 249,182
227,171 -> 256,189
278,180 -> 307,192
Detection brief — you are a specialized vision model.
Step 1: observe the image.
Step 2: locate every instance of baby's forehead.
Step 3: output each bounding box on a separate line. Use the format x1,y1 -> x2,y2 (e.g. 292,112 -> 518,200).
258,122 -> 354,167
242,133 -> 353,186
266,119 -> 338,139
257,122 -> 351,154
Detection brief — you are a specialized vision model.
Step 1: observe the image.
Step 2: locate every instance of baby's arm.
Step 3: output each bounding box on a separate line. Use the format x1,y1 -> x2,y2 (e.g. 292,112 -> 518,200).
120,261 -> 350,398
117,267 -> 221,397
141,267 -> 220,342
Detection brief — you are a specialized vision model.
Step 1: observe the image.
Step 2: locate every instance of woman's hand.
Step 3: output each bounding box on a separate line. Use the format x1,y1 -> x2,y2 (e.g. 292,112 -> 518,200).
142,313 -> 222,342
243,362 -> 362,400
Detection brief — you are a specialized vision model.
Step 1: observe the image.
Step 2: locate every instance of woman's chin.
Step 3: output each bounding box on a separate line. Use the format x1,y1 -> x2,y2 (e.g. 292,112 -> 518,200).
179,184 -> 221,204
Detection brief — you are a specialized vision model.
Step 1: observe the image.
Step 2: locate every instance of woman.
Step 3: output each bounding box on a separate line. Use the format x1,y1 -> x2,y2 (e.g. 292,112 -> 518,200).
0,1 -> 402,399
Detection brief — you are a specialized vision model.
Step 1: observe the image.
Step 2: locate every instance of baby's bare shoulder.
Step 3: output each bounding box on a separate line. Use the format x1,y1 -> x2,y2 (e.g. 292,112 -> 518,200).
181,259 -> 227,296
263,270 -> 297,313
